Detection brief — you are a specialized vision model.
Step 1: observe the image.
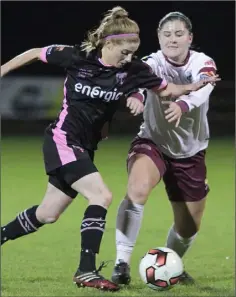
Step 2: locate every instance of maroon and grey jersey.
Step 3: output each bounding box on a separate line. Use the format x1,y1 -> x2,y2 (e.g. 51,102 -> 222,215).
39,45 -> 167,150
138,50 -> 217,158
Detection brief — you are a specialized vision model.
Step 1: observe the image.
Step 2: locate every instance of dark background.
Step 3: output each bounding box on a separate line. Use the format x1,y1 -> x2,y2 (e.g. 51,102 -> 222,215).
1,1 -> 235,136
2,1 -> 235,78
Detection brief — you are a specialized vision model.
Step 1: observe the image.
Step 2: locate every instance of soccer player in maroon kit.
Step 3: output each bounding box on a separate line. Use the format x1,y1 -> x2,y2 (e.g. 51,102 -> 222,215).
112,12 -> 219,287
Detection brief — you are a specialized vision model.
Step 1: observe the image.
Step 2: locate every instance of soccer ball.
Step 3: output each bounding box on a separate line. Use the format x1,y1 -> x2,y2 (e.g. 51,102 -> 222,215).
139,247 -> 183,290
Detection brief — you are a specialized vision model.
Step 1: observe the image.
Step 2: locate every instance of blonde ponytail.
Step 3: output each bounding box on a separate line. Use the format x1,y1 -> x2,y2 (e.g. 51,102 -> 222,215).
81,6 -> 140,54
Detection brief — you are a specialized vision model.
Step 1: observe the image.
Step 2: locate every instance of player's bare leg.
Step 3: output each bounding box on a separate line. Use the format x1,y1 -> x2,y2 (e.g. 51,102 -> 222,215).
166,198 -> 207,285
1,183 -> 73,245
71,172 -> 119,291
112,154 -> 161,285
171,199 -> 206,237
36,183 -> 74,223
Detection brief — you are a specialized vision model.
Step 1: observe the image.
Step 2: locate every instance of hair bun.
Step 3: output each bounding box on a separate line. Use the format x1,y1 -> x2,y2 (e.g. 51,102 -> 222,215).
110,6 -> 129,19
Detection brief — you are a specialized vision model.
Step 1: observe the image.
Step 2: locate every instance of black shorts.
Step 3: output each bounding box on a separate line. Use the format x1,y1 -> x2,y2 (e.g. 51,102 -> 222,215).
43,131 -> 98,198
48,156 -> 98,198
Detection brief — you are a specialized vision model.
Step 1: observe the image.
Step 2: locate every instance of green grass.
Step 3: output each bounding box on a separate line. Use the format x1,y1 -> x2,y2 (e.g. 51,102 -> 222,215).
1,136 -> 235,296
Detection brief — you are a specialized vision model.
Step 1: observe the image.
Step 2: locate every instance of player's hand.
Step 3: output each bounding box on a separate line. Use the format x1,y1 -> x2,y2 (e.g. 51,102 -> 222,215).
126,97 -> 144,116
190,75 -> 221,91
162,101 -> 182,127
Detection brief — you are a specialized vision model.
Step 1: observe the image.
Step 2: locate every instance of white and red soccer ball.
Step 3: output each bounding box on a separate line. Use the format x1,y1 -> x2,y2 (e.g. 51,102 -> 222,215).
139,247 -> 184,290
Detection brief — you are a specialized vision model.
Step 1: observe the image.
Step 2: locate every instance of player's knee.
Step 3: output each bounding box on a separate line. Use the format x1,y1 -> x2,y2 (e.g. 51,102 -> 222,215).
100,189 -> 113,207
90,189 -> 113,208
36,207 -> 60,224
42,216 -> 59,224
103,190 -> 113,207
127,180 -> 151,204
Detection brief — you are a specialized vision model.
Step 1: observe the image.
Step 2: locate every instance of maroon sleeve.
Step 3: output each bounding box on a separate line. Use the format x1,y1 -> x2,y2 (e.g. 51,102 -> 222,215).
131,92 -> 145,102
176,100 -> 190,113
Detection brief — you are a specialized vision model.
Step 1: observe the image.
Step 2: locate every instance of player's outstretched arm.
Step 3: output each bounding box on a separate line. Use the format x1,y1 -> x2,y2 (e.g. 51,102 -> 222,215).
1,48 -> 42,77
157,75 -> 220,98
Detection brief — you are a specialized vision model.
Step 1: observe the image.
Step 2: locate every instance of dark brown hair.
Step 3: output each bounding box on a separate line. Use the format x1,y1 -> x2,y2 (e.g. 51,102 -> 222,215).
158,12 -> 192,33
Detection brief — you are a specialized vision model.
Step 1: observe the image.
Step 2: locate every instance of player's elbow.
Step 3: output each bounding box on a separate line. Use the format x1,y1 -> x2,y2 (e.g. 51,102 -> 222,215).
31,47 -> 49,63
22,48 -> 43,61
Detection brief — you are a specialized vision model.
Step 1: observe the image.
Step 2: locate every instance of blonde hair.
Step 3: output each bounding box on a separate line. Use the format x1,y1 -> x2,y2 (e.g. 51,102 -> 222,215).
81,6 -> 140,54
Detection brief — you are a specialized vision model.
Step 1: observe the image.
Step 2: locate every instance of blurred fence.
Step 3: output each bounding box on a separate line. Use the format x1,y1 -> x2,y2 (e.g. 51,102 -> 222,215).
1,76 -> 235,137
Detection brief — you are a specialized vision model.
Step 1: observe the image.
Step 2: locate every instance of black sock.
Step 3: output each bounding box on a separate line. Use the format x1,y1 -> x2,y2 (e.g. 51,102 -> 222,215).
78,205 -> 107,272
1,205 -> 44,245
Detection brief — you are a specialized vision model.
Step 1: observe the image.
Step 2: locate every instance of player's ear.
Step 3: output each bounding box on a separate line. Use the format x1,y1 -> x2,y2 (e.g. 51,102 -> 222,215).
104,40 -> 113,50
188,33 -> 193,47
157,29 -> 161,42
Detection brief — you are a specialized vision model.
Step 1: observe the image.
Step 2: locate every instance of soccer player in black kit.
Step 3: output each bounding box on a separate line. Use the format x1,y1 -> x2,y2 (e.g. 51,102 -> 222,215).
1,6 -> 219,292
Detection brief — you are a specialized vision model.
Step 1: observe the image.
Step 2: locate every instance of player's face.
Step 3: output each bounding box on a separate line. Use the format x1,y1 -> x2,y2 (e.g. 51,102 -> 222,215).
158,20 -> 193,62
104,41 -> 139,68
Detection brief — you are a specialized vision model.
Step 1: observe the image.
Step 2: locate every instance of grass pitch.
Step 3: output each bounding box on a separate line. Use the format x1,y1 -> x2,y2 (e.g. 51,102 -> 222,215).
1,136 -> 235,296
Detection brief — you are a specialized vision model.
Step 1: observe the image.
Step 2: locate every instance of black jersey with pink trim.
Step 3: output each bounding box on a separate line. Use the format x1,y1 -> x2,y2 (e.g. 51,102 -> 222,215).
39,44 -> 167,151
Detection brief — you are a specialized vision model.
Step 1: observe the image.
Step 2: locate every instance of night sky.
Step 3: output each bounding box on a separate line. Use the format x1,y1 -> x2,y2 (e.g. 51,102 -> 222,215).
2,1 -> 235,80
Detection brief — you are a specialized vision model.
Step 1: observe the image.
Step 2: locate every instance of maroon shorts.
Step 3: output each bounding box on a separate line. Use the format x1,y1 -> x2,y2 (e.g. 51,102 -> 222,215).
127,137 -> 209,202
